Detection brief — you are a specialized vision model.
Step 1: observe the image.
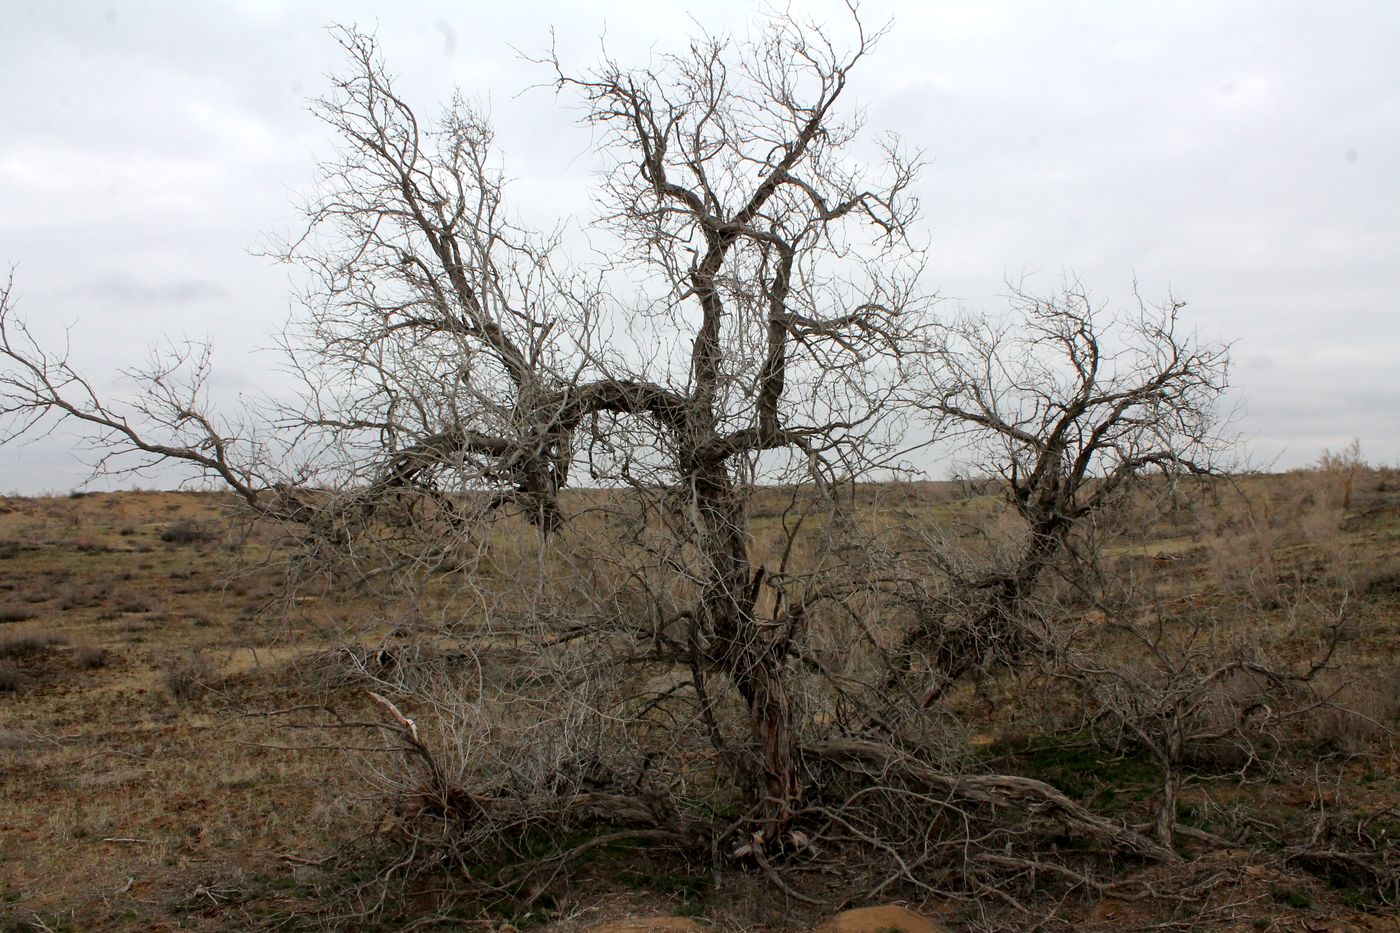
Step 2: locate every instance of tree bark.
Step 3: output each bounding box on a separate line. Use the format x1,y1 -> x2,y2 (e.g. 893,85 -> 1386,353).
692,461 -> 801,843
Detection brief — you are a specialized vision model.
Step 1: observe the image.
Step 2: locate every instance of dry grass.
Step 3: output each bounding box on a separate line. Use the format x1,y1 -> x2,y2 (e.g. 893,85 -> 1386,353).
0,630 -> 65,658
72,641 -> 108,669
162,648 -> 217,700
1310,660 -> 1400,755
0,479 -> 1395,931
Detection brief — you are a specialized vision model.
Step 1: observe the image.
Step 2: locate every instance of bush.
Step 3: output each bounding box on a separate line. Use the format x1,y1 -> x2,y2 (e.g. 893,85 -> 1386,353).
0,632 -> 65,659
0,608 -> 36,624
73,643 -> 107,670
163,650 -> 216,701
1315,439 -> 1368,510
160,518 -> 215,545
1310,663 -> 1400,754
0,663 -> 22,692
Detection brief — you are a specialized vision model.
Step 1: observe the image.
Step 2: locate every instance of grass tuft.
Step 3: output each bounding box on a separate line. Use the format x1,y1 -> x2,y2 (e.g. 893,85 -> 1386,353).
160,518 -> 216,545
0,631 -> 66,659
73,642 -> 108,669
163,649 -> 216,701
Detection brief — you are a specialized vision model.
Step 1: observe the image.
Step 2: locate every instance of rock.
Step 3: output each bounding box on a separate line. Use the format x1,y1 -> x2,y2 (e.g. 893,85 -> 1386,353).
587,917 -> 705,933
813,904 -> 945,933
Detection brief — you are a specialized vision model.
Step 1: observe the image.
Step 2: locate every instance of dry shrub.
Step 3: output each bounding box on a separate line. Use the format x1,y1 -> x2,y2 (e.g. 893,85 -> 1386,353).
159,518 -> 215,545
1314,439 -> 1367,511
0,607 -> 37,624
73,643 -> 107,670
1201,496 -> 1292,608
1355,557 -> 1400,597
0,728 -> 30,748
163,649 -> 216,701
57,581 -> 110,611
1201,474 -> 1364,608
0,631 -> 65,659
0,663 -> 22,692
1309,663 -> 1400,755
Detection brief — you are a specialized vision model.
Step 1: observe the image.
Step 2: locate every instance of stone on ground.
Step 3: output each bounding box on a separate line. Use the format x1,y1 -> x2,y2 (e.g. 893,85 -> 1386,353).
813,904 -> 945,933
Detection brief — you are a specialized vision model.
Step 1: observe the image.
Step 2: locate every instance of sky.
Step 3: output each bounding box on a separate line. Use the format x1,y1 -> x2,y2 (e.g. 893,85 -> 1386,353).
1,0 -> 1397,492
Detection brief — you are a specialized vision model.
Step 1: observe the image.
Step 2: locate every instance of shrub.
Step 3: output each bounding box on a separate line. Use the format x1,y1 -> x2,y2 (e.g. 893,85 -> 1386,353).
1310,663 -> 1400,754
0,608 -> 36,624
0,664 -> 22,692
0,632 -> 65,659
1315,439 -> 1367,510
160,518 -> 215,545
73,643 -> 107,670
163,650 -> 216,701
1357,559 -> 1400,596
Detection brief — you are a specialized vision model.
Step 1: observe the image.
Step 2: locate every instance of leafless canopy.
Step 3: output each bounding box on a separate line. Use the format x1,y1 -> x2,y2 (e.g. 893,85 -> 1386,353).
878,281 -> 1235,702
922,280 -> 1231,519
2,13 -> 926,842
2,11 -> 1294,917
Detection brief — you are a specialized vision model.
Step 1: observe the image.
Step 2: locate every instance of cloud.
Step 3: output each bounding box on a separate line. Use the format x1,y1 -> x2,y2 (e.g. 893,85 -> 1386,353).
1,0 -> 1398,492
66,272 -> 228,306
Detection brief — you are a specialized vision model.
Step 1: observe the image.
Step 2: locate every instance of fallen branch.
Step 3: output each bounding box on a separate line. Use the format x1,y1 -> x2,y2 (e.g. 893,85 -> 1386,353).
280,852 -> 339,867
805,737 -> 1180,863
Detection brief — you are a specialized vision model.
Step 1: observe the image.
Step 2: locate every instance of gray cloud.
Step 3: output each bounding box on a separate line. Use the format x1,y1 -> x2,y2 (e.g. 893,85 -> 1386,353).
1,0 -> 1397,492
67,272 -> 228,305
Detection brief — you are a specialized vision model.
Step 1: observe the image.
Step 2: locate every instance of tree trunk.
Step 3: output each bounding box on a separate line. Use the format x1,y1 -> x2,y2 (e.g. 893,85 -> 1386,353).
693,463 -> 801,844
744,652 -> 801,842
1156,734 -> 1183,849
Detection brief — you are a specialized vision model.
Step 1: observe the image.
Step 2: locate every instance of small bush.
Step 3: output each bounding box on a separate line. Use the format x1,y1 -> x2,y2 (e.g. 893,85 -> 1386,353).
1357,560 -> 1400,596
0,632 -> 65,659
1315,439 -> 1367,511
0,728 -> 30,748
1311,664 -> 1400,754
160,518 -> 215,545
164,650 -> 216,701
0,608 -> 36,624
73,643 -> 107,670
0,664 -> 22,692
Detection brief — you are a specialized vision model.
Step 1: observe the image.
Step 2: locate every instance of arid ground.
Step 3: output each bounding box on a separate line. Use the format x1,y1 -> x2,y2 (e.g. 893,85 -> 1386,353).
1,471 -> 1397,932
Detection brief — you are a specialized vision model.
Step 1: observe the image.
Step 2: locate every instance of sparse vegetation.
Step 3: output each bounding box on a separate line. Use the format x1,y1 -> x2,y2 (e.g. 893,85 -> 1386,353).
162,648 -> 215,701
0,8 -> 1396,933
0,476 -> 1392,930
72,642 -> 107,669
0,631 -> 65,659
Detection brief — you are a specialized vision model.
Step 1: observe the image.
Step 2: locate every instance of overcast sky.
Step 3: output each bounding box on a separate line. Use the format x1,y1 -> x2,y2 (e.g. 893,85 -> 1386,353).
1,0 -> 1397,493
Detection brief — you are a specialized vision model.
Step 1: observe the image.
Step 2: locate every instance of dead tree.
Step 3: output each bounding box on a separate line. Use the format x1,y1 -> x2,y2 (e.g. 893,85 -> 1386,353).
1,18 -> 1241,908
893,280 -> 1232,706
1,16 -> 922,847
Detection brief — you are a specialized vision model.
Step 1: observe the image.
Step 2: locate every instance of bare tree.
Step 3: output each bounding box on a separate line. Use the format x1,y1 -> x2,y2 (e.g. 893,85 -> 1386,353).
2,16 -> 922,847
1057,571 -> 1348,849
1,15 -> 1251,916
885,280 -> 1233,708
